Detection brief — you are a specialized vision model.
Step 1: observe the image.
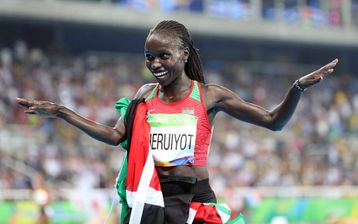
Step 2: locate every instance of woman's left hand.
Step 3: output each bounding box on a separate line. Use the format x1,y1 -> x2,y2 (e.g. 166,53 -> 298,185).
297,58 -> 338,90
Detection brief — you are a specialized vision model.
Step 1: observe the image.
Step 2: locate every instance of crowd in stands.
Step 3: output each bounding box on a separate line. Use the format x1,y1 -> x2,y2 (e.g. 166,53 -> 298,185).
117,0 -> 354,28
1,41 -> 358,212
35,0 -> 357,28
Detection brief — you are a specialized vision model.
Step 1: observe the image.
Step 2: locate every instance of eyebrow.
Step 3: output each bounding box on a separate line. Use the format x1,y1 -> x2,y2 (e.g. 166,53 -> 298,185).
144,51 -> 170,57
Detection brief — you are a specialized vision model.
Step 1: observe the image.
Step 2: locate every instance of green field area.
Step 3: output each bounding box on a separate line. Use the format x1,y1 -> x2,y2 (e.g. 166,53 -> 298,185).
1,197 -> 358,223
250,197 -> 358,223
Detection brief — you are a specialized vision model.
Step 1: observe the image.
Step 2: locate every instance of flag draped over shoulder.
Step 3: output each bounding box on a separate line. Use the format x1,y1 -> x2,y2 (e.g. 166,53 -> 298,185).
125,101 -> 165,224
115,98 -> 164,224
114,98 -> 247,224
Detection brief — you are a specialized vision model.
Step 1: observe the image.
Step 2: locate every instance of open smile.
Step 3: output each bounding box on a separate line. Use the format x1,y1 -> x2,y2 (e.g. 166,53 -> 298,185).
153,71 -> 168,79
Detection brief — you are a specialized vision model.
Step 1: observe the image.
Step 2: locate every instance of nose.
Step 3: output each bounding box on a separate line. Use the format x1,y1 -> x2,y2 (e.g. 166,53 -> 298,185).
151,58 -> 162,70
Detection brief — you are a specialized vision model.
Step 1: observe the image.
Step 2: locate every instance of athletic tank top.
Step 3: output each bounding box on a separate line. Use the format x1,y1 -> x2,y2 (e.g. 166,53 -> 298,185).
145,80 -> 212,166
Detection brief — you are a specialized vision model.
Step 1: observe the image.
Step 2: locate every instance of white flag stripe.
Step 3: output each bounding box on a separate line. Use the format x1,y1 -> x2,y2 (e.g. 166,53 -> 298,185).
186,208 -> 197,224
126,188 -> 164,208
129,150 -> 162,224
217,204 -> 231,223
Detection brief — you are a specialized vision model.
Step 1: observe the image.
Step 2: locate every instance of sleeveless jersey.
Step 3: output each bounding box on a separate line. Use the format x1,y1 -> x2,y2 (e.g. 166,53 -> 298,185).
145,80 -> 212,166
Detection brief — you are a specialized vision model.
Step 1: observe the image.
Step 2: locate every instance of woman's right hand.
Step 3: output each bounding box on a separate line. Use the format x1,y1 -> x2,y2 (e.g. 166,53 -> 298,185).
16,97 -> 125,145
16,97 -> 61,118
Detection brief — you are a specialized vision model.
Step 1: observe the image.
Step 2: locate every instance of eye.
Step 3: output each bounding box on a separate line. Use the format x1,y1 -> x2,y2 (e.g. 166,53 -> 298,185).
145,53 -> 154,61
160,53 -> 170,60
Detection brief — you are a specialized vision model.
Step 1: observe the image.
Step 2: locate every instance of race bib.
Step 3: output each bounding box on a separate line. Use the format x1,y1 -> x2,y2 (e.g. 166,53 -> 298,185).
147,113 -> 197,166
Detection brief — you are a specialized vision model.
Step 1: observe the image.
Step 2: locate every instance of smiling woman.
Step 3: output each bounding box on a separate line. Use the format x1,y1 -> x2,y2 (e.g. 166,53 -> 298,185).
16,20 -> 338,224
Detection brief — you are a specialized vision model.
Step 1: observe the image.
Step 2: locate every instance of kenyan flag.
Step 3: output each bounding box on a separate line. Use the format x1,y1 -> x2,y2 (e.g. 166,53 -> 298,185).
187,202 -> 247,224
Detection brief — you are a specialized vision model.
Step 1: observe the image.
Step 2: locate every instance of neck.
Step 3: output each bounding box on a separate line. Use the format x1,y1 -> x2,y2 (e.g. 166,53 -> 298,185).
159,76 -> 192,102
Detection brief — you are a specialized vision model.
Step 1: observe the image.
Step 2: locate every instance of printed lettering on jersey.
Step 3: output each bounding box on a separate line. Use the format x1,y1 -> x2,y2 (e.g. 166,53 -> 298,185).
147,113 -> 197,166
182,108 -> 194,115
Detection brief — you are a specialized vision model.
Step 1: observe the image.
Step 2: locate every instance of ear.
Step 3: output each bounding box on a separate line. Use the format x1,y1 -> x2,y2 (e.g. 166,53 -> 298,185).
183,47 -> 190,63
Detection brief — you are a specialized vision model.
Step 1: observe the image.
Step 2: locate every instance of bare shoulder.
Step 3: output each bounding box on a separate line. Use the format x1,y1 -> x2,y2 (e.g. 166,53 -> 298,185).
201,83 -> 234,99
134,83 -> 157,99
200,83 -> 234,110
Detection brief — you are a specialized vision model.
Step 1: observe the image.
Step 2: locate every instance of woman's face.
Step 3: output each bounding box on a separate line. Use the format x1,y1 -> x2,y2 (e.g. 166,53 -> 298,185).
144,32 -> 188,86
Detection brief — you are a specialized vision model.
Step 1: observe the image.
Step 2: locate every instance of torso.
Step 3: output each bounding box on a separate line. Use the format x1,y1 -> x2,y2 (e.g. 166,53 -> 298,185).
139,81 -> 215,180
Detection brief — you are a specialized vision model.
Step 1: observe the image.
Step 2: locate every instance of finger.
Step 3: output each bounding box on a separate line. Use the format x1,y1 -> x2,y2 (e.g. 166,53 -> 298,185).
320,60 -> 338,72
321,68 -> 334,74
25,110 -> 37,115
326,68 -> 334,73
320,68 -> 334,80
16,98 -> 33,108
319,61 -> 336,74
25,106 -> 42,114
329,58 -> 338,64
325,59 -> 339,69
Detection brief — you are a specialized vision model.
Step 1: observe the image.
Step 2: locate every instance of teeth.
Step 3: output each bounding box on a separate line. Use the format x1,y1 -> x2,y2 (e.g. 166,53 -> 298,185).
153,71 -> 167,77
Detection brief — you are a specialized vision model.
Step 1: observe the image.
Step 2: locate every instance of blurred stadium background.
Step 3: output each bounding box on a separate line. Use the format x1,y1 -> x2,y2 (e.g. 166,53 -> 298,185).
1,0 -> 358,223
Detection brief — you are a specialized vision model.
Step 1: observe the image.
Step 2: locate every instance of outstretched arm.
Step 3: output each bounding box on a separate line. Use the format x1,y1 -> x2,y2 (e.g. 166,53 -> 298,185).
16,98 -> 126,145
206,59 -> 338,130
268,58 -> 338,129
